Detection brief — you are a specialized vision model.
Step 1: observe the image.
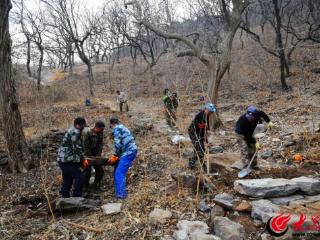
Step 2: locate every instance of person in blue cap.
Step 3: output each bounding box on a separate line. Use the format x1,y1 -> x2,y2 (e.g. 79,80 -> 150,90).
108,116 -> 138,199
235,106 -> 274,169
188,103 -> 216,170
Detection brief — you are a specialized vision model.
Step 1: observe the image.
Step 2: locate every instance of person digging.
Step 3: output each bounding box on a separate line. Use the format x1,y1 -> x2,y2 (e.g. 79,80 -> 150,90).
234,106 -> 274,171
83,120 -> 106,192
188,103 -> 216,170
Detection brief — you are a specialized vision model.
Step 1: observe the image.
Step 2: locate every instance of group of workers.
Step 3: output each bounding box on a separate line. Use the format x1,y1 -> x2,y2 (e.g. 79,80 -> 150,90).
57,115 -> 137,199
57,88 -> 273,200
162,89 -> 273,171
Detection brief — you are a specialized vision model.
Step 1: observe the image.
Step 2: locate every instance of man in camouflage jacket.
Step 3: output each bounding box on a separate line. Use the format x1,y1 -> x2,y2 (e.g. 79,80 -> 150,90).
83,121 -> 105,190
57,117 -> 86,198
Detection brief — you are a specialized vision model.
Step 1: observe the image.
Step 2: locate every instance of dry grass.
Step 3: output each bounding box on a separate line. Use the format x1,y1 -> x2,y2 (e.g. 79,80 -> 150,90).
1,32 -> 320,239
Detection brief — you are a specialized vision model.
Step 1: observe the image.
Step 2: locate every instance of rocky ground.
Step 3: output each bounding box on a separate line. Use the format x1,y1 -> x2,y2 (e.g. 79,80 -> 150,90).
1,63 -> 320,240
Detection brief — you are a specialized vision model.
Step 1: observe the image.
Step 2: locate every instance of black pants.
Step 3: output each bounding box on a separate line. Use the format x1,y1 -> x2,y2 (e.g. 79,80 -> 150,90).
84,165 -> 104,187
120,101 -> 129,112
59,162 -> 84,198
188,129 -> 205,168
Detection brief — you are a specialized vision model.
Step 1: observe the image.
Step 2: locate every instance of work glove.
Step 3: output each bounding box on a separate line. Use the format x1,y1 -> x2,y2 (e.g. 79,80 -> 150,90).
267,121 -> 274,129
81,159 -> 90,169
108,155 -> 119,165
255,142 -> 261,150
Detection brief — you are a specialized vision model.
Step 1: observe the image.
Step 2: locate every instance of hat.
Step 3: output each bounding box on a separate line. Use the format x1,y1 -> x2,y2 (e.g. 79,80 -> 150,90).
110,116 -> 119,124
247,106 -> 258,116
205,103 -> 216,113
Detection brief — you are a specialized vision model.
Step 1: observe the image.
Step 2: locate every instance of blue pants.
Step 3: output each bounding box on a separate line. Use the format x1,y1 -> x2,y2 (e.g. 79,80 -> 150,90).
114,150 -> 137,199
59,162 -> 84,198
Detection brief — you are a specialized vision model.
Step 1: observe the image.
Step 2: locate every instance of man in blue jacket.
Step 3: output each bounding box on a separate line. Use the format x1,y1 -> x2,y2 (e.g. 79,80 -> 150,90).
109,116 -> 138,199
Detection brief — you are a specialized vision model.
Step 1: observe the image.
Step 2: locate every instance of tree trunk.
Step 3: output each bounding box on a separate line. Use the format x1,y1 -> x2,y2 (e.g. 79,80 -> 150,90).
26,37 -> 32,77
75,43 -> 94,96
273,0 -> 289,90
207,27 -> 237,128
87,63 -> 94,96
36,45 -> 44,91
0,0 -> 31,173
164,0 -> 172,25
284,58 -> 290,77
149,64 -> 156,86
279,54 -> 288,89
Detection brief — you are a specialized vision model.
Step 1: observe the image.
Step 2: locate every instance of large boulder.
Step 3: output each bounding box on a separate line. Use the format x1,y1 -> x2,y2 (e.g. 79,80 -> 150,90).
209,206 -> 225,227
212,193 -> 235,209
289,194 -> 320,207
55,197 -> 100,211
101,203 -> 122,215
198,200 -> 211,212
177,220 -> 209,234
173,220 -> 219,240
234,178 -> 299,198
149,208 -> 172,224
251,200 -> 279,223
234,201 -> 252,212
208,153 -> 240,172
291,176 -> 320,195
234,177 -> 320,198
213,217 -> 246,240
189,232 -> 221,240
269,195 -> 304,205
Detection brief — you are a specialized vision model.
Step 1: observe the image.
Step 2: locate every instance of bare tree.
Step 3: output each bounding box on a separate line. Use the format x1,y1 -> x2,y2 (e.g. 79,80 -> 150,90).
125,0 -> 249,127
241,0 -> 296,90
26,8 -> 46,90
43,0 -> 101,96
13,0 -> 47,90
106,4 -> 169,84
0,0 -> 31,173
284,0 -> 320,44
14,0 -> 32,77
127,26 -> 169,85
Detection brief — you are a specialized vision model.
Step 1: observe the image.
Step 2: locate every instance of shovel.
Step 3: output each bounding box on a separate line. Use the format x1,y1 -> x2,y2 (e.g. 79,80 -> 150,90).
238,150 -> 258,178
238,127 -> 271,178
